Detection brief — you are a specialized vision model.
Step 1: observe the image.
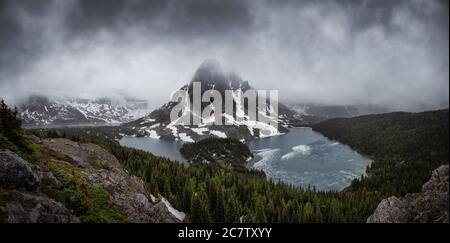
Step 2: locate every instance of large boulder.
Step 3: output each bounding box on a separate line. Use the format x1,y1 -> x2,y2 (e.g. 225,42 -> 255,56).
366,196 -> 407,223
0,150 -> 39,191
368,165 -> 449,223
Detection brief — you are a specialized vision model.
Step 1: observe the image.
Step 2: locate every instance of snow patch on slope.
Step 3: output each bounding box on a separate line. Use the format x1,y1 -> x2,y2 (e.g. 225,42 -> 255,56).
210,130 -> 227,138
161,197 -> 185,221
179,133 -> 194,142
147,130 -> 160,139
191,127 -> 209,135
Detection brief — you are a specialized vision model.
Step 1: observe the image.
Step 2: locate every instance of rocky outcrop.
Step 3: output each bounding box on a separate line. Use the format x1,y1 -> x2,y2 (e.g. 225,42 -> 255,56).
0,149 -> 79,223
1,138 -> 185,223
368,165 -> 449,223
42,138 -> 183,223
0,150 -> 39,191
0,190 -> 80,223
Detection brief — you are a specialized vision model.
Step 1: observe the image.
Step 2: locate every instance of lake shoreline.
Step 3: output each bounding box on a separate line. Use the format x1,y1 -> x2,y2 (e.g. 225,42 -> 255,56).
119,127 -> 372,191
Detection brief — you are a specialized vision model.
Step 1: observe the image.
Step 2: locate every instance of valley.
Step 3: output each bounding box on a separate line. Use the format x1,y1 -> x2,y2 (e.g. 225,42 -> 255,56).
2,97 -> 449,223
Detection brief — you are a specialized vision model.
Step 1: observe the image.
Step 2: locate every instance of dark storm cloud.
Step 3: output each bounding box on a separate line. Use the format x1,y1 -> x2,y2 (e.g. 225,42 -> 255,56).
0,0 -> 53,73
65,0 -> 254,41
0,0 -> 448,111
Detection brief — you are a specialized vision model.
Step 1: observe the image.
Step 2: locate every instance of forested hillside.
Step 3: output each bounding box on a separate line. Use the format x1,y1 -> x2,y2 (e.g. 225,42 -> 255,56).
0,100 -> 37,160
313,109 -> 449,196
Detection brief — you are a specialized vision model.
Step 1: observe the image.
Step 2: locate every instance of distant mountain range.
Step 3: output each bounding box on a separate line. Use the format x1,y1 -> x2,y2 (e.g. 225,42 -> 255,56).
287,103 -> 389,119
19,96 -> 149,126
121,60 -> 322,142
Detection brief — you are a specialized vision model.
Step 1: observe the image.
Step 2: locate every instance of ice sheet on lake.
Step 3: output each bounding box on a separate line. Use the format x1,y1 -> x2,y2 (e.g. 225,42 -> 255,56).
281,145 -> 312,160
252,148 -> 280,171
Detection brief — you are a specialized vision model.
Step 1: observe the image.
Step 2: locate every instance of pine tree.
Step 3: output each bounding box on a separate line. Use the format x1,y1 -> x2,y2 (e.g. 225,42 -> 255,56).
182,178 -> 196,210
190,187 -> 211,223
224,193 -> 240,223
254,195 -> 267,222
302,202 -> 313,222
214,185 -> 225,222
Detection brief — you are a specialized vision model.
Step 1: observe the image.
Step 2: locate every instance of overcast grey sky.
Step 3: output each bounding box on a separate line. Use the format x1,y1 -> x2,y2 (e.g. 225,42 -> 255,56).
0,0 -> 448,111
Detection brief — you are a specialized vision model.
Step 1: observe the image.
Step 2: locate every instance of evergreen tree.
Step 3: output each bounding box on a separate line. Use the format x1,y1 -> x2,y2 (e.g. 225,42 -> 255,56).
190,187 -> 212,223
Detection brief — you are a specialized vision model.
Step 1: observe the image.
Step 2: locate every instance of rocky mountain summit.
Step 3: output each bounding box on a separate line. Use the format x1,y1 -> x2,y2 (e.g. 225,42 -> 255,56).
0,136 -> 184,223
122,60 -> 321,142
367,165 -> 449,223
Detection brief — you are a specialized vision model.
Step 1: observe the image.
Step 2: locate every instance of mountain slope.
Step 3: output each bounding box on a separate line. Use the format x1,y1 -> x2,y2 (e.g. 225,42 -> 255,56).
122,60 -> 320,141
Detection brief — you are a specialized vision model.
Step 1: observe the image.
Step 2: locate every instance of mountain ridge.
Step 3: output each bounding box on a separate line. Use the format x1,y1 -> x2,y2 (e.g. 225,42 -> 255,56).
19,96 -> 150,126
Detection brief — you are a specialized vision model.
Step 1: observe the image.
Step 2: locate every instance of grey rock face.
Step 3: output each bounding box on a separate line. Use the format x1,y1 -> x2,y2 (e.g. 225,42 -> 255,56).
366,196 -> 407,223
0,150 -> 39,191
368,165 -> 449,223
1,149 -> 78,223
42,138 -> 121,169
0,190 -> 80,223
34,171 -> 63,189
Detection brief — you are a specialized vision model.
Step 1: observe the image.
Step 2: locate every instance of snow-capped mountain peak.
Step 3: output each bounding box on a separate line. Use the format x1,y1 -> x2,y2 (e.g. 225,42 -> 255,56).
121,61 -> 319,142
